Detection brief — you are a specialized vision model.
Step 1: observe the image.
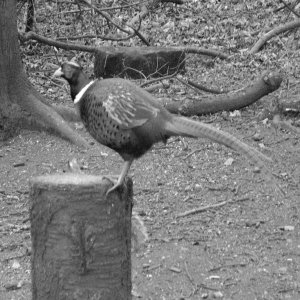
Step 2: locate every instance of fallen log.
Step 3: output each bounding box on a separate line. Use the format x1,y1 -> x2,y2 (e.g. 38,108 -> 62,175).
163,71 -> 283,116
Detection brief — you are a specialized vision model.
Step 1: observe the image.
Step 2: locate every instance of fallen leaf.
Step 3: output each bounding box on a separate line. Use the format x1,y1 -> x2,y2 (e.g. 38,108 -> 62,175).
12,260 -> 21,269
224,158 -> 234,166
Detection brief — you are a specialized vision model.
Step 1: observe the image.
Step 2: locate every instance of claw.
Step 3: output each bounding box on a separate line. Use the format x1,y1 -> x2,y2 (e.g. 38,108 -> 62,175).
104,160 -> 133,197
105,180 -> 124,196
101,175 -> 122,196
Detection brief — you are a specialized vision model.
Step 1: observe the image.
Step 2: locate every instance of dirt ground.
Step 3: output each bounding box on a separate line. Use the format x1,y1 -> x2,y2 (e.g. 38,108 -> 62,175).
0,101 -> 299,299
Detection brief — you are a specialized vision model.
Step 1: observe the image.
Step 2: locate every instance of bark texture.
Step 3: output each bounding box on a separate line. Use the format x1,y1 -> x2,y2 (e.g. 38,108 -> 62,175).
30,174 -> 132,300
163,71 -> 282,116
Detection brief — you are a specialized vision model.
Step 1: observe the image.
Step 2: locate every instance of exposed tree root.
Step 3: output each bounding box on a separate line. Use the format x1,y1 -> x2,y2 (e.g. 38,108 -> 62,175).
51,104 -> 81,122
163,71 -> 283,116
21,84 -> 89,147
1,73 -> 88,147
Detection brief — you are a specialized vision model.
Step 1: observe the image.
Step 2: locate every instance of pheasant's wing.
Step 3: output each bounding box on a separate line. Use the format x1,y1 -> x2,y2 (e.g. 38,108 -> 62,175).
100,89 -> 160,129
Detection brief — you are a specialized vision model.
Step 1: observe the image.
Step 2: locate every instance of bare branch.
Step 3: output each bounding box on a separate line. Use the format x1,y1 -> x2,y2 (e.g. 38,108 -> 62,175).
56,31 -> 137,42
177,197 -> 251,218
278,0 -> 300,17
140,71 -> 179,87
174,46 -> 229,60
19,31 -> 97,53
187,80 -> 229,94
250,19 -> 300,54
75,0 -> 132,34
75,0 -> 149,45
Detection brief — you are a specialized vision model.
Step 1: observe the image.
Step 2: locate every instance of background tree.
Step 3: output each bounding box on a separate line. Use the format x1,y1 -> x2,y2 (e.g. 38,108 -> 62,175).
0,0 -> 87,146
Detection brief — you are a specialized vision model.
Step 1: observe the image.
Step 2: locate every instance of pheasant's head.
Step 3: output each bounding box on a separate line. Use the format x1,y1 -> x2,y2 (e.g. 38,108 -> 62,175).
53,61 -> 91,101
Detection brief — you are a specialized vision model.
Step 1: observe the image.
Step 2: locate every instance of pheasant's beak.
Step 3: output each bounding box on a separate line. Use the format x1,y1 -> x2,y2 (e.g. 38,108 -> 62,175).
53,67 -> 63,78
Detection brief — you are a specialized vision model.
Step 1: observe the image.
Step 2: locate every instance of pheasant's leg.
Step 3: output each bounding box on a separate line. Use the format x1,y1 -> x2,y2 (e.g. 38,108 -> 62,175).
105,159 -> 133,196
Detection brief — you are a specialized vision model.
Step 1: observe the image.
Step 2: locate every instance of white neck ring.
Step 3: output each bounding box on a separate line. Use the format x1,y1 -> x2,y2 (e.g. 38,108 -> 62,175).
74,80 -> 95,104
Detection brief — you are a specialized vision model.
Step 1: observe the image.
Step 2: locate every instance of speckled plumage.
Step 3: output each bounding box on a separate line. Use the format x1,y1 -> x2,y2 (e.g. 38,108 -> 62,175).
78,79 -> 171,162
54,61 -> 274,195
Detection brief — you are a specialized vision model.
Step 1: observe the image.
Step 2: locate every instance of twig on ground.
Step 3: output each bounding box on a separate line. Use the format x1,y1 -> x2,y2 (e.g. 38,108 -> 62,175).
184,261 -> 195,285
183,148 -> 204,160
177,197 -> 251,218
187,79 -> 229,94
175,76 -> 204,94
278,0 -> 300,17
76,0 -> 148,45
250,19 -> 300,53
140,70 -> 179,87
184,261 -> 200,297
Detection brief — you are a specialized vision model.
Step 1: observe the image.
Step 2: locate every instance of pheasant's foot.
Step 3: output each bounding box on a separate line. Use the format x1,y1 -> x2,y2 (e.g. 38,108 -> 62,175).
106,182 -> 123,196
103,160 -> 133,197
102,175 -> 119,183
102,175 -> 124,196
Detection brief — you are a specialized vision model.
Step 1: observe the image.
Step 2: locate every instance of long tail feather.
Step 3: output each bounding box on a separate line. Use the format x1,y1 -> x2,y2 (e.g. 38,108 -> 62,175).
165,116 -> 270,167
165,116 -> 284,197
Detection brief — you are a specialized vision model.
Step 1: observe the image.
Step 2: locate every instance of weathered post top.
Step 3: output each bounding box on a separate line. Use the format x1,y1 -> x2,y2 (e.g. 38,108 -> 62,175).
30,174 -> 132,300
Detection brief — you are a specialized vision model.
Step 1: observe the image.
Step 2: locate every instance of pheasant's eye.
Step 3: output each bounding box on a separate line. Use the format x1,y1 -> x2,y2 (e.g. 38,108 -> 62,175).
64,66 -> 73,79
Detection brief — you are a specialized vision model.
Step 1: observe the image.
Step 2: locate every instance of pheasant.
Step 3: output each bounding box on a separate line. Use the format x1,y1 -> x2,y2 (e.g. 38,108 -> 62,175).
53,61 -> 273,195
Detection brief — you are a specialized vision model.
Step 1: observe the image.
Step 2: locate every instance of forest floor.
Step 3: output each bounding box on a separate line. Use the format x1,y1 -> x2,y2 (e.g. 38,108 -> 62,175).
1,1 -> 300,299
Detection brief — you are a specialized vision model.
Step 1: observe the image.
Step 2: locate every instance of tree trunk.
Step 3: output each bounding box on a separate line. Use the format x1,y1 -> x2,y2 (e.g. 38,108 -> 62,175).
30,174 -> 132,300
0,0 -> 88,147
